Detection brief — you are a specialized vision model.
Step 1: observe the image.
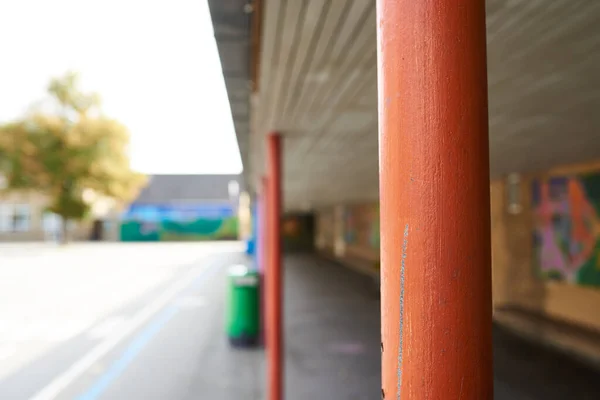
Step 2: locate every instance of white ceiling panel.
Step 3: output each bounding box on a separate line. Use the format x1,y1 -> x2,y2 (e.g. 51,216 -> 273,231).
238,0 -> 600,210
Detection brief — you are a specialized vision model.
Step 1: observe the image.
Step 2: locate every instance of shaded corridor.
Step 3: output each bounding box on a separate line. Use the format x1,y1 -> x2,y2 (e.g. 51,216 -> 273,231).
284,255 -> 600,399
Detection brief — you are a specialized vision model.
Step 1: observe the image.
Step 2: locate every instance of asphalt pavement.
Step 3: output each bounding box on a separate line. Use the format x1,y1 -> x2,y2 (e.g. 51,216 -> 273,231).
1,243 -> 599,400
0,242 -> 262,400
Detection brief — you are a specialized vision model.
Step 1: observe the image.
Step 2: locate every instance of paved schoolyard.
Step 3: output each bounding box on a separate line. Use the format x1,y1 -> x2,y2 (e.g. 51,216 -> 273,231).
0,243 -> 598,399
0,242 -> 257,399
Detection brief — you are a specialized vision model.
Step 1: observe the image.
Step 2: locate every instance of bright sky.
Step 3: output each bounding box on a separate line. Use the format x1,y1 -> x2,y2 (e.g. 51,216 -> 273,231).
0,0 -> 242,174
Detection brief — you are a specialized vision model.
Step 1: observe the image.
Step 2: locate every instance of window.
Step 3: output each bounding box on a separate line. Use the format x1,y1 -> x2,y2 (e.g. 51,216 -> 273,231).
0,204 -> 11,232
0,204 -> 32,233
13,205 -> 31,232
228,181 -> 240,198
43,212 -> 61,232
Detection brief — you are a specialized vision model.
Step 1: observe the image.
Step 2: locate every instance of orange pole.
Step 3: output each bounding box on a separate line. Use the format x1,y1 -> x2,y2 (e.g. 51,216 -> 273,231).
266,133 -> 283,400
376,1 -> 493,399
260,176 -> 268,346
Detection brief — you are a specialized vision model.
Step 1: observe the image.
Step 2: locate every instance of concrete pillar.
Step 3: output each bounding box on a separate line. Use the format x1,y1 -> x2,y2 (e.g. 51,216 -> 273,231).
266,133 -> 283,400
376,0 -> 493,398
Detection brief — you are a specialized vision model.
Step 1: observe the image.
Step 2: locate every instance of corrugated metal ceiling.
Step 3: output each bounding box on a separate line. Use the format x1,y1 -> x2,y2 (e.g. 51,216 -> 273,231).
211,0 -> 600,210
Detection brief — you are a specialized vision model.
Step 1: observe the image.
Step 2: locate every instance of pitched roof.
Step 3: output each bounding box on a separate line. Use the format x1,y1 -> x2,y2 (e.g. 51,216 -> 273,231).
133,174 -> 242,204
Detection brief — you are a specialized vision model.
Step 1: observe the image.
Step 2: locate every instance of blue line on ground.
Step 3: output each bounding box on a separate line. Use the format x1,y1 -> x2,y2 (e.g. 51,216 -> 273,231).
74,264 -> 220,400
74,306 -> 178,400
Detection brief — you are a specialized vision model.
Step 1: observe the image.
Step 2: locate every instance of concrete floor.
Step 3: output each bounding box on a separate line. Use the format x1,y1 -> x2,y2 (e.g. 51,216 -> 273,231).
0,244 -> 598,399
285,255 -> 600,400
0,242 -> 260,400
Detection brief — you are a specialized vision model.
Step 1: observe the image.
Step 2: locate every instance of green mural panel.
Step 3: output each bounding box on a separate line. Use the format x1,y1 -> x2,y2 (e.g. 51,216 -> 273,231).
120,217 -> 238,242
120,203 -> 239,242
160,217 -> 238,241
120,221 -> 160,242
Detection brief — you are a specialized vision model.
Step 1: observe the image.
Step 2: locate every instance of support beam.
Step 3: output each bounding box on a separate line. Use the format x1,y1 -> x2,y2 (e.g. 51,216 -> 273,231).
259,176 -> 268,346
266,133 -> 283,400
376,1 -> 493,399
257,179 -> 266,273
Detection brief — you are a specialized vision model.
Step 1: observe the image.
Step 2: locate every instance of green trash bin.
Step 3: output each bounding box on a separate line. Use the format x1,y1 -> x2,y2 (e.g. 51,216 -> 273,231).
226,264 -> 260,347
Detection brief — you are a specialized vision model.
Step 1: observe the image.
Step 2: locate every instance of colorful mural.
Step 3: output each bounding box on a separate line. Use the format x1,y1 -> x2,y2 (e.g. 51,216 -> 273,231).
344,204 -> 380,250
120,203 -> 238,242
533,174 -> 600,287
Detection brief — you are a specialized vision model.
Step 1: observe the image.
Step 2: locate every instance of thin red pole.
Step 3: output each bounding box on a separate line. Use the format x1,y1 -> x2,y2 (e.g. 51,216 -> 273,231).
376,1 -> 493,399
266,133 -> 283,400
259,177 -> 269,273
259,176 -> 268,346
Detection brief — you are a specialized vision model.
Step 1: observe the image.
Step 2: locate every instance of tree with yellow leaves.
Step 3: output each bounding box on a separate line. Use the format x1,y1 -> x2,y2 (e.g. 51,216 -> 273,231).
0,72 -> 147,242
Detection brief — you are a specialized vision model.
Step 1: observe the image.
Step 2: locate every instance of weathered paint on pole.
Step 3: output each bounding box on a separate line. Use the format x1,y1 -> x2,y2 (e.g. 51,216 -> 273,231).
376,1 -> 493,399
266,133 -> 283,400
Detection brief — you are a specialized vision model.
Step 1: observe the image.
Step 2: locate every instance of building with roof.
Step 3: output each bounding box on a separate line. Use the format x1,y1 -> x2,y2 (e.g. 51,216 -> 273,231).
119,174 -> 244,241
0,189 -> 119,242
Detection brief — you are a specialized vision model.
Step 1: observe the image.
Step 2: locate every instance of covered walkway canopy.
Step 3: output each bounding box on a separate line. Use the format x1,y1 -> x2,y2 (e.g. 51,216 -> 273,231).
209,0 -> 600,208
208,1 -> 600,399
